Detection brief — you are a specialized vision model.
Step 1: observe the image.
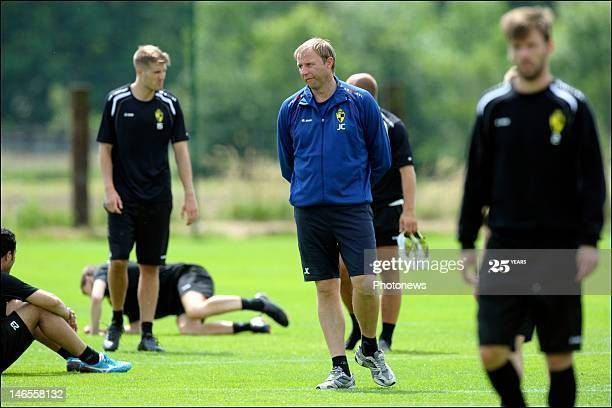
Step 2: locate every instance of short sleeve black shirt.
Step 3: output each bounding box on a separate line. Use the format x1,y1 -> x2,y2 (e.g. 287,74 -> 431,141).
96,85 -> 189,203
1,273 -> 38,318
371,108 -> 414,209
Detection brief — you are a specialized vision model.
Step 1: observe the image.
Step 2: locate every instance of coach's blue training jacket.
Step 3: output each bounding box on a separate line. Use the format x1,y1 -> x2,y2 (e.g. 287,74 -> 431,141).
277,78 -> 391,207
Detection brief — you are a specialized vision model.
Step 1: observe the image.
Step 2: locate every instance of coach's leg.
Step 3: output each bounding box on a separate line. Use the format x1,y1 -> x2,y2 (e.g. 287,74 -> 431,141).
340,257 -> 361,350
315,278 -> 346,358
547,352 -> 575,407
351,274 -> 379,339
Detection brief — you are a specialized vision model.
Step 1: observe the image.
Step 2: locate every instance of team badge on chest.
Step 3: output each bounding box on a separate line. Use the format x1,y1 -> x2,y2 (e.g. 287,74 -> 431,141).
336,108 -> 346,131
155,108 -> 164,130
549,109 -> 565,146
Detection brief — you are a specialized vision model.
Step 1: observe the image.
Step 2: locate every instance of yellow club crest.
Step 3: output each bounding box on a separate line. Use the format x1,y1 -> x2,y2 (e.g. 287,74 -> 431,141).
549,109 -> 566,134
549,109 -> 565,145
155,108 -> 164,123
336,108 -> 345,123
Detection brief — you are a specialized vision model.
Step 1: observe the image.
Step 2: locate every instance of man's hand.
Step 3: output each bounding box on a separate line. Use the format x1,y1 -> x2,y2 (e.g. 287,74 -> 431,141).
66,307 -> 77,332
103,187 -> 123,214
182,192 -> 199,226
399,210 -> 418,235
576,245 -> 598,282
461,249 -> 479,287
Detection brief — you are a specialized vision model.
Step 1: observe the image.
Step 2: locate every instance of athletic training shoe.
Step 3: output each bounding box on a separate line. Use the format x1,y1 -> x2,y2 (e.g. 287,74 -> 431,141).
78,353 -> 132,373
137,334 -> 165,352
345,330 -> 361,350
255,293 -> 289,327
355,345 -> 396,387
66,357 -> 82,372
315,367 -> 356,390
103,323 -> 124,352
379,338 -> 392,353
250,316 -> 271,334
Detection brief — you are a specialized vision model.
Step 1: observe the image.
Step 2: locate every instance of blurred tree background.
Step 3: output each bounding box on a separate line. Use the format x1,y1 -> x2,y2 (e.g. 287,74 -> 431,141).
1,1 -> 610,231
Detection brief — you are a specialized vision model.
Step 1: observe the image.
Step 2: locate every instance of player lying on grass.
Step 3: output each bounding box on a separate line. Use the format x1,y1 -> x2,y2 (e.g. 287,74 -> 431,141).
1,227 -> 131,373
80,261 -> 289,338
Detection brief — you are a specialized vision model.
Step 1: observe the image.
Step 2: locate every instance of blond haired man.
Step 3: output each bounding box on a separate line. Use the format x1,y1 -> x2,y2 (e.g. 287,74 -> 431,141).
277,38 -> 394,389
97,45 -> 199,352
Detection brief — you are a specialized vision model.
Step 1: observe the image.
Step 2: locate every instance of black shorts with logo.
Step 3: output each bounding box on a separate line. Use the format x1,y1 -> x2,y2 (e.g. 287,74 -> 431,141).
373,204 -> 402,247
177,266 -> 215,298
478,230 -> 582,353
107,201 -> 172,265
1,312 -> 34,373
294,204 -> 377,282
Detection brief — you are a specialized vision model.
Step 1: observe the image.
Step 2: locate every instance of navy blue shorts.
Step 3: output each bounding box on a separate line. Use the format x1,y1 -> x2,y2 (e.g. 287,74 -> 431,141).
294,204 -> 377,282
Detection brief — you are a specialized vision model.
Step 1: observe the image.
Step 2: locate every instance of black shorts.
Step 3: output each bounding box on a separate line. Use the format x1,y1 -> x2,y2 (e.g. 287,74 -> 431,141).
478,230 -> 582,353
107,201 -> 171,265
478,295 -> 581,353
177,266 -> 215,298
294,204 -> 377,282
517,317 -> 535,343
373,205 -> 402,246
1,312 -> 34,373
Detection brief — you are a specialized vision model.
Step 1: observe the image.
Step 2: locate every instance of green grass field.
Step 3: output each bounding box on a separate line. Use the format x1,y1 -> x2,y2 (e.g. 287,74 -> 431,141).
1,233 -> 610,406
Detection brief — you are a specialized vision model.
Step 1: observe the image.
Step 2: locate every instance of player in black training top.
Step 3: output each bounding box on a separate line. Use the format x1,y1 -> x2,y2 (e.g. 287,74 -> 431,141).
97,45 -> 199,353
1,227 -> 131,373
80,261 -> 289,336
340,73 -> 419,353
458,7 -> 606,408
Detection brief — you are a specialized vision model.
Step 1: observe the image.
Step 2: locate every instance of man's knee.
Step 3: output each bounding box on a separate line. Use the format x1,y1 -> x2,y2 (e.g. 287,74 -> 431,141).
547,352 -> 573,371
350,275 -> 376,296
480,346 -> 511,370
14,303 -> 50,332
315,279 -> 340,296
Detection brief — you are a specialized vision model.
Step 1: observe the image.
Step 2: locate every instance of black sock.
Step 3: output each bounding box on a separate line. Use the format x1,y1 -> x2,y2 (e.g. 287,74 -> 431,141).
78,346 -> 100,365
549,365 -> 576,407
332,355 -> 351,376
361,335 -> 378,356
349,313 -> 361,335
141,321 -> 153,336
112,310 -> 123,327
57,348 -> 73,359
380,322 -> 396,344
241,298 -> 264,311
232,322 -> 251,333
486,360 -> 526,407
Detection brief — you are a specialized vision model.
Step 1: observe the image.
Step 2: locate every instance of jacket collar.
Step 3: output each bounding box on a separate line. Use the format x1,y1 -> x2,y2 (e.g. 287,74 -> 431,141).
298,76 -> 350,107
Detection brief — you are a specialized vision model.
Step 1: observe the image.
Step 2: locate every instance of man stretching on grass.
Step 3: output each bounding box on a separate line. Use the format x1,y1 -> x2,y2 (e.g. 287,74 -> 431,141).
80,261 -> 289,336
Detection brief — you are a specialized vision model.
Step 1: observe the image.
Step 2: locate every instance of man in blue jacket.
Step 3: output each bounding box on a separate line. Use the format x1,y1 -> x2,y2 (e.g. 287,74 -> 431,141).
277,38 -> 394,390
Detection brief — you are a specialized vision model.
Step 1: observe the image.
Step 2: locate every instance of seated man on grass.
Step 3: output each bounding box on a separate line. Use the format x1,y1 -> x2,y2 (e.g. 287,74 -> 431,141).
1,227 -> 131,373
